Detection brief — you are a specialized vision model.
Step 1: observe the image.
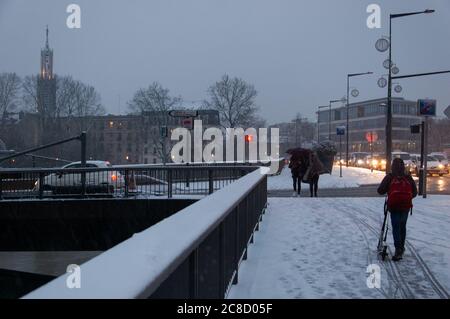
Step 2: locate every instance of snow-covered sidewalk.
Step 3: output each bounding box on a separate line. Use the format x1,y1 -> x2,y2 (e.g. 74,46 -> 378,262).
268,166 -> 386,190
228,196 -> 450,299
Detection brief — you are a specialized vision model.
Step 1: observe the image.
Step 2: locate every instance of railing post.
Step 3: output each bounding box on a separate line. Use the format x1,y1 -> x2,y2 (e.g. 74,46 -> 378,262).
39,172 -> 44,199
0,173 -> 3,200
167,169 -> 173,198
208,169 -> 214,194
233,207 -> 239,285
124,170 -> 129,198
218,222 -> 225,298
80,132 -> 87,197
242,196 -> 248,261
185,162 -> 190,188
189,249 -> 199,299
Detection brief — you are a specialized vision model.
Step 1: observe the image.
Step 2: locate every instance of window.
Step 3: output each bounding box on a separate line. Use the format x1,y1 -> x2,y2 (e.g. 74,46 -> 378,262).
357,106 -> 365,118
334,110 -> 341,121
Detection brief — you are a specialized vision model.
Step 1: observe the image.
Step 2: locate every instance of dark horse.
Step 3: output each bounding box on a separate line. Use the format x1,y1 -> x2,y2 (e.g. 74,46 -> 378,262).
287,148 -> 320,197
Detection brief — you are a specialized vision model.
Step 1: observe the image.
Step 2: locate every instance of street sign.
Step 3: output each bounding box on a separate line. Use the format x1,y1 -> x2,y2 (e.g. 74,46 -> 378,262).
444,105 -> 450,119
365,131 -> 378,143
336,126 -> 345,136
169,110 -> 199,118
418,99 -> 437,117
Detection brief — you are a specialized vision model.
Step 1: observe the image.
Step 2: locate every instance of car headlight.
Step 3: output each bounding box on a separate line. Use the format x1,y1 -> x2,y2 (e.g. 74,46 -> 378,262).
381,160 -> 386,165
372,160 -> 378,166
438,164 -> 444,169
357,159 -> 364,165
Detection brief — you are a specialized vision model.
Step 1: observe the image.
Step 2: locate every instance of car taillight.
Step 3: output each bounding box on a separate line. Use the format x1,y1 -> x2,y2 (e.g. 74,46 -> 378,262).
111,174 -> 117,182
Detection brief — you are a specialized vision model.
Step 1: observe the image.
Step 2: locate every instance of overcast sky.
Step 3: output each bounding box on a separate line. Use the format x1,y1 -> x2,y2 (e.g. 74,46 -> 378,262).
1,0 -> 450,124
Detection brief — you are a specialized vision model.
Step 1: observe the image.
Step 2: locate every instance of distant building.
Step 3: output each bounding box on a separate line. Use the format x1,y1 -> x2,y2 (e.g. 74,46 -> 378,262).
37,26 -> 56,120
54,110 -> 221,165
270,118 -> 316,154
317,97 -> 422,153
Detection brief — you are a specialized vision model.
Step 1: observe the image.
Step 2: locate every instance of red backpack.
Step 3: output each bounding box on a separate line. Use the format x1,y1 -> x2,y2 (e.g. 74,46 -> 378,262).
387,176 -> 413,211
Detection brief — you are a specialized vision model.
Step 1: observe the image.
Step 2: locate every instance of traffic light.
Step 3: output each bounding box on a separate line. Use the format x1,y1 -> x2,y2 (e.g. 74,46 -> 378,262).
245,135 -> 253,143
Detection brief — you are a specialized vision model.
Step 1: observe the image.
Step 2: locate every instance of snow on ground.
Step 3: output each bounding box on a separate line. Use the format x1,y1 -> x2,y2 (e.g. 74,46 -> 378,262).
228,196 -> 450,299
268,166 -> 386,190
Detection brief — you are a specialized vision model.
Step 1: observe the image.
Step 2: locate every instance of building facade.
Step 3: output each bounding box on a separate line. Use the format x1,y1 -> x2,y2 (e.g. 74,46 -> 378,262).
317,97 -> 422,154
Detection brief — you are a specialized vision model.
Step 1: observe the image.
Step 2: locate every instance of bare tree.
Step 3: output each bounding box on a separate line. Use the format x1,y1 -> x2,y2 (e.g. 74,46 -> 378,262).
22,75 -> 39,113
204,74 -> 259,128
0,72 -> 21,130
128,82 -> 181,163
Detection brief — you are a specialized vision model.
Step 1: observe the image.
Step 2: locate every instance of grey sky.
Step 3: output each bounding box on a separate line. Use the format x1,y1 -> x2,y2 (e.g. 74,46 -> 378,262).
1,0 -> 449,124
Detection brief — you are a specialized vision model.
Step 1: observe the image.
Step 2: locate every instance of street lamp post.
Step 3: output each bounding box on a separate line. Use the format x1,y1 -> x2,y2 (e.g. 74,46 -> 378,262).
329,99 -> 346,141
346,72 -> 372,167
385,9 -> 435,174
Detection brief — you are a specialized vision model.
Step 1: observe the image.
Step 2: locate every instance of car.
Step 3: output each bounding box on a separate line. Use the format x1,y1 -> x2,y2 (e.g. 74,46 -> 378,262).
429,152 -> 449,174
34,160 -> 125,194
425,155 -> 447,177
349,152 -> 370,167
364,154 -> 386,171
392,152 -> 416,176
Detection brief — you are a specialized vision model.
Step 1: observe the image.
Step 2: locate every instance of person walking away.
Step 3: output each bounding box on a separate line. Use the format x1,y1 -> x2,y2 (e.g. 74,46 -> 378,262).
377,158 -> 417,261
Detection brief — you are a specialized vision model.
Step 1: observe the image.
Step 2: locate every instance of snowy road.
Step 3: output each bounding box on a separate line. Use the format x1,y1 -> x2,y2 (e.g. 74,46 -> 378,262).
228,196 -> 450,299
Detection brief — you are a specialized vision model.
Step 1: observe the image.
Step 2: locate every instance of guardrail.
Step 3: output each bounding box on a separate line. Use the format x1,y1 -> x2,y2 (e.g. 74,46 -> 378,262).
0,165 -> 258,200
23,167 -> 268,299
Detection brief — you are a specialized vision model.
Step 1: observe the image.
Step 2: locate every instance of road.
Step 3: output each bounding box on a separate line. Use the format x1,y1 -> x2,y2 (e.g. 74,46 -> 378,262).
268,175 -> 450,197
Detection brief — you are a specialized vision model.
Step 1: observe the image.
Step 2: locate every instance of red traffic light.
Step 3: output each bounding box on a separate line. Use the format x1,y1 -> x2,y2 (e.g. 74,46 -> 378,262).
245,135 -> 253,142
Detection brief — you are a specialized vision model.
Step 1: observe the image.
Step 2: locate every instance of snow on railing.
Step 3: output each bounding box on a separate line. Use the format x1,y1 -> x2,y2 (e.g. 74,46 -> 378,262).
23,167 -> 268,299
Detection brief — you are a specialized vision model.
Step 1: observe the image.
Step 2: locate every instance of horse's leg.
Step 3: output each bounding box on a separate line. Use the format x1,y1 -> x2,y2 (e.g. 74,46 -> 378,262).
297,175 -> 302,195
309,181 -> 314,197
292,176 -> 297,192
314,175 -> 319,197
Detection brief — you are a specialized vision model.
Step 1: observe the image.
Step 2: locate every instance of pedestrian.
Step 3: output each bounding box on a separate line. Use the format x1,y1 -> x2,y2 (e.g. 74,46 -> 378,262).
377,158 -> 418,261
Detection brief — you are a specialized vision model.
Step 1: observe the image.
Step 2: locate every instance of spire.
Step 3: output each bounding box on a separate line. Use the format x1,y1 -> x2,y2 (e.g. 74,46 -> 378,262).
45,25 -> 49,49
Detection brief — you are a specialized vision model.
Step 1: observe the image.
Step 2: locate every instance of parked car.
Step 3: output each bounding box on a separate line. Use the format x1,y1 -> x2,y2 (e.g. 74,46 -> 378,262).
426,155 -> 447,177
429,152 -> 449,174
34,161 -> 125,194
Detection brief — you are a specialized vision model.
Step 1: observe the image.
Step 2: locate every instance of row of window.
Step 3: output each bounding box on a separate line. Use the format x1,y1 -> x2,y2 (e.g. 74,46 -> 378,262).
319,102 -> 418,122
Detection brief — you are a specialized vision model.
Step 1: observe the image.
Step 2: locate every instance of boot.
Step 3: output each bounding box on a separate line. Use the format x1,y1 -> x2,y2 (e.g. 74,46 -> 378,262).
392,249 -> 403,262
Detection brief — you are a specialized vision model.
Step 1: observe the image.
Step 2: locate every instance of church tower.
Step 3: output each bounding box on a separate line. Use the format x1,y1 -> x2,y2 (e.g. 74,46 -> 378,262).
37,26 -> 56,118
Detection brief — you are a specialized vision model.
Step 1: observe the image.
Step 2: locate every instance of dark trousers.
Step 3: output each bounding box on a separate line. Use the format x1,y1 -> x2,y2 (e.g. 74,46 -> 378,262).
390,211 -> 409,250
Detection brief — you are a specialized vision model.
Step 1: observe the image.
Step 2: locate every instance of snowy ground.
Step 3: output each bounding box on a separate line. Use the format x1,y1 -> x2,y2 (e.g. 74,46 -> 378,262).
268,166 -> 386,190
228,196 -> 450,299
